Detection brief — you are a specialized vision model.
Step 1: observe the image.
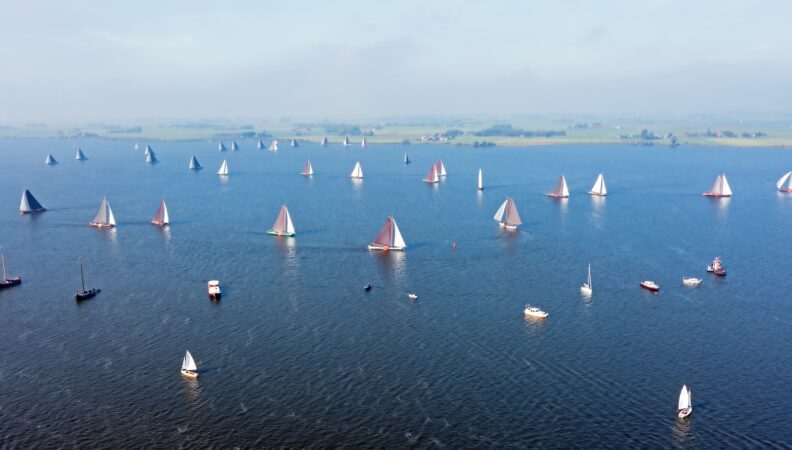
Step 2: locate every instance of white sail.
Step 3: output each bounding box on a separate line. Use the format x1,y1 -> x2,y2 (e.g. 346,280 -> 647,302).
134,142 -> 140,150
217,160 -> 229,176
720,174 -> 732,196
392,217 -> 406,249
361,137 -> 368,148
589,173 -> 607,195
478,169 -> 483,190
20,190 -> 46,213
107,201 -> 116,226
75,148 -> 88,161
182,350 -> 197,371
45,154 -> 57,165
189,156 -> 202,170
350,162 -> 363,178
343,136 -> 350,147
493,199 -> 507,222
20,192 -> 29,213
587,264 -> 592,288
678,385 -> 691,410
777,171 -> 792,190
404,153 -> 410,164
257,139 -> 264,149
302,160 -> 314,176
436,160 -> 447,177
162,201 -> 170,224
707,173 -> 732,196
269,139 -> 278,151
285,208 -> 295,235
218,141 -> 226,151
231,141 -> 239,151
549,175 -> 569,197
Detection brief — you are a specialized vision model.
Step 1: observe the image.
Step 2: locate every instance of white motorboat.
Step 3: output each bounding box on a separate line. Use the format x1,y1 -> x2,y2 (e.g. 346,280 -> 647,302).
208,280 -> 221,300
524,305 -> 548,319
682,277 -> 702,286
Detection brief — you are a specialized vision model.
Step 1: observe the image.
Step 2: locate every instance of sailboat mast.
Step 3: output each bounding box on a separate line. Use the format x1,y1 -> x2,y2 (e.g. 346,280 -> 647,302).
79,257 -> 86,292
1,249 -> 7,281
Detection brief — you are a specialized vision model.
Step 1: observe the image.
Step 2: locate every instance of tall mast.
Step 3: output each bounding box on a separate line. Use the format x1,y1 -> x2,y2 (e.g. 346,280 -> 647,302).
1,248 -> 7,281
79,256 -> 86,292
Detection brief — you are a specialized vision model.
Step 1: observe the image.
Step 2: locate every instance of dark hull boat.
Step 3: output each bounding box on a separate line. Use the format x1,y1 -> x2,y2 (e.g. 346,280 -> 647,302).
0,277 -> 22,289
76,288 -> 100,301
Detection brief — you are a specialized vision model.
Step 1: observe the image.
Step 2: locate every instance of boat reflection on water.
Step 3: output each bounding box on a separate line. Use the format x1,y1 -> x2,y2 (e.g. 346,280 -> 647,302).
181,376 -> 203,407
713,196 -> 730,218
372,249 -> 406,284
275,234 -> 299,271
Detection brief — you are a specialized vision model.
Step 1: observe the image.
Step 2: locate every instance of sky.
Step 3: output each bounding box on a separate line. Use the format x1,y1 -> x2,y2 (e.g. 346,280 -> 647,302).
1,0 -> 791,122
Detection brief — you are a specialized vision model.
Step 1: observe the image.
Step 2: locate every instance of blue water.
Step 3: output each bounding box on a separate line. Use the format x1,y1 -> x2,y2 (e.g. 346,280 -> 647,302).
0,139 -> 790,447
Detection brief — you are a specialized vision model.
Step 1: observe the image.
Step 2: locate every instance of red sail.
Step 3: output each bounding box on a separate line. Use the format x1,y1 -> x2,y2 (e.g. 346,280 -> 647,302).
372,218 -> 393,246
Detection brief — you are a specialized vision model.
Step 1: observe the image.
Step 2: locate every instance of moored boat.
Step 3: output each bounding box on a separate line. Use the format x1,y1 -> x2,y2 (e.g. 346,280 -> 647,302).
0,247 -> 21,289
703,173 -> 732,197
368,216 -> 406,251
267,205 -> 296,237
493,197 -> 522,230
588,173 -> 607,196
706,257 -> 726,276
75,256 -> 100,300
208,280 -> 221,300
19,189 -> 46,214
524,305 -> 548,319
89,197 -> 116,228
218,141 -> 227,151
290,138 -> 299,148
640,280 -> 660,292
349,162 -> 363,179
181,350 -> 199,378
547,175 -> 570,198
678,385 -> 692,419
150,199 -> 170,226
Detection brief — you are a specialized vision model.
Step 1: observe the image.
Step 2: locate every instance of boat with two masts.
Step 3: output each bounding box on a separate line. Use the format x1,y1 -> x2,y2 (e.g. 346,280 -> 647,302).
588,173 -> 607,196
703,173 -> 732,197
423,164 -> 439,183
75,256 -> 100,300
493,197 -> 522,230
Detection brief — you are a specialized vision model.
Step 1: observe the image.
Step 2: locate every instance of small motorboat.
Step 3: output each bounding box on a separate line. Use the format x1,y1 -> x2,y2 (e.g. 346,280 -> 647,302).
524,305 -> 548,319
363,283 -> 372,292
407,292 -> 418,300
640,280 -> 660,292
706,257 -> 727,276
678,385 -> 693,419
208,280 -> 221,300
682,277 -> 702,286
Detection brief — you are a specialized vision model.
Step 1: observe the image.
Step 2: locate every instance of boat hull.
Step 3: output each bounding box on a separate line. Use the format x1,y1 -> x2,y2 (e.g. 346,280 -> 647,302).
180,369 -> 199,379
780,188 -> 792,193
580,286 -> 592,296
703,193 -> 731,197
75,288 -> 100,301
267,230 -> 295,237
546,193 -> 569,198
89,222 -> 115,228
20,209 -> 46,215
498,222 -> 518,231
678,407 -> 692,419
0,277 -> 22,289
150,220 -> 168,226
367,244 -> 405,252
588,192 -> 606,197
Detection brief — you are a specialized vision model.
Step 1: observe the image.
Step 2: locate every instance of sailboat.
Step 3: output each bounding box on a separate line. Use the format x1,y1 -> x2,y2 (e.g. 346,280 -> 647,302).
19,189 -> 46,214
45,154 -> 57,165
493,197 -> 522,230
361,137 -> 368,148
423,164 -> 439,183
146,150 -> 158,164
267,205 -> 296,237
231,140 -> 239,151
218,141 -> 227,151
257,139 -> 264,149
181,350 -> 199,378
269,139 -> 279,152
404,153 -> 410,164
217,160 -> 229,176
188,156 -> 202,171
0,247 -> 21,289
89,197 -> 116,228
144,145 -> 153,156
367,216 -> 406,251
678,385 -> 692,419
134,142 -> 140,151
75,256 -> 100,300
703,173 -> 732,197
301,160 -> 314,176
349,162 -> 363,179
547,175 -> 570,198
150,199 -> 170,226
434,160 -> 447,177
321,137 -> 329,147
75,148 -> 88,161
588,173 -> 607,196
343,136 -> 351,147
290,139 -> 299,148
580,264 -> 592,296
776,171 -> 792,192
478,169 -> 483,191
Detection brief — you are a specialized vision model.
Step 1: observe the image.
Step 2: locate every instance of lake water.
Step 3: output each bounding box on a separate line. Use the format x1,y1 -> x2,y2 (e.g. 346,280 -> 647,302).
0,139 -> 791,447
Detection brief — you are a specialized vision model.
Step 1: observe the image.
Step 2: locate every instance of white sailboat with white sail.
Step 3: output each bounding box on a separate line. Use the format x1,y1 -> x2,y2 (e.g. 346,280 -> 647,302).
349,162 -> 363,179
218,141 -> 227,151
269,139 -> 279,152
144,145 -> 153,156
588,173 -> 607,196
257,139 -> 264,149
343,136 -> 351,147
231,140 -> 239,151
580,264 -> 592,297
89,197 -> 116,228
75,148 -> 88,161
678,385 -> 692,419
404,153 -> 410,164
361,137 -> 368,148
435,160 -> 447,177
146,150 -> 158,164
290,139 -> 299,148
181,350 -> 198,378
267,205 -> 296,237
321,137 -> 329,147
478,169 -> 483,191
703,173 -> 732,197
776,171 -> 792,192
368,216 -> 406,251
150,199 -> 170,226
547,175 -> 570,198
301,160 -> 314,176
217,160 -> 229,176
188,156 -> 202,171
45,154 -> 57,165
493,197 -> 522,230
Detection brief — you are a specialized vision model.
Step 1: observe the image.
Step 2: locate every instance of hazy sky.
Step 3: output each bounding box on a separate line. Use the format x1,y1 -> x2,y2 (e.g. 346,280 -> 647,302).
1,0 -> 790,122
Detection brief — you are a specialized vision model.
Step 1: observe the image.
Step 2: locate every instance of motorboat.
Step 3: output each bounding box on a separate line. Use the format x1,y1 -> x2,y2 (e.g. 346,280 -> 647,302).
706,257 -> 726,276
524,305 -> 548,319
682,277 -> 702,286
208,280 -> 221,300
640,280 -> 660,292
407,292 -> 418,300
